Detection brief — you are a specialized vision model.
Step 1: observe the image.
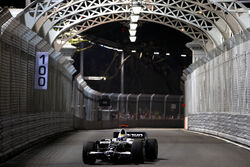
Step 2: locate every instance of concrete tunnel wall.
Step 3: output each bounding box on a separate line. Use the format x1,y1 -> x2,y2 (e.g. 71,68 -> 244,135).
185,32 -> 250,147
0,9 -> 75,162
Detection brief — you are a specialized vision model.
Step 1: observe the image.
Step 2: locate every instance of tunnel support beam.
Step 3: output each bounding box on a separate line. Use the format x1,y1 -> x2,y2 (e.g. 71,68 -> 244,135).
185,41 -> 206,130
25,0 -> 31,7
186,41 -> 206,63
80,42 -> 84,75
60,42 -> 76,62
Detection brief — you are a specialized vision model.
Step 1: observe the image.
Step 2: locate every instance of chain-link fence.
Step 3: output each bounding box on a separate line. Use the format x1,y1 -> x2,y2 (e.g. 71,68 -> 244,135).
0,9 -> 76,162
73,75 -> 184,129
185,30 -> 250,146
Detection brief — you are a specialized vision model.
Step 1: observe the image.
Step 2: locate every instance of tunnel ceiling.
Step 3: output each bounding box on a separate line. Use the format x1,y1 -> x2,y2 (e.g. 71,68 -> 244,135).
2,0 -> 250,73
82,21 -> 192,55
14,0 -> 249,52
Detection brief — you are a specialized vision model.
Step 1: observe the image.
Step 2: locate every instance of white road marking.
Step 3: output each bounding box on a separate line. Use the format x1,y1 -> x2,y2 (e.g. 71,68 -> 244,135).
185,130 -> 250,151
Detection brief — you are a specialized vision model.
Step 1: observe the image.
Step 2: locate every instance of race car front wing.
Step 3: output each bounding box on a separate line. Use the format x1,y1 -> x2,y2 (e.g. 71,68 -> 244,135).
89,151 -> 132,160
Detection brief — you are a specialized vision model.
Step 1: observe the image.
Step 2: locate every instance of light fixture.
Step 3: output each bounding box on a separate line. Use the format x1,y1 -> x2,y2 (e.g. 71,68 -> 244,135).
132,6 -> 141,14
116,49 -> 123,52
130,36 -> 136,42
99,44 -> 123,52
154,52 -> 160,55
129,2 -> 142,43
139,52 -> 143,59
181,28 -> 185,32
181,54 -> 187,57
131,15 -> 140,22
131,50 -> 136,53
129,29 -> 136,36
166,53 -> 170,56
84,76 -> 107,80
130,23 -> 138,30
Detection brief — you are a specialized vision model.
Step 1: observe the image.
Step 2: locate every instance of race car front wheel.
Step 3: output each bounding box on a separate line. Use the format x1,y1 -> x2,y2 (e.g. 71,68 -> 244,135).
82,142 -> 96,165
131,140 -> 145,164
145,138 -> 158,160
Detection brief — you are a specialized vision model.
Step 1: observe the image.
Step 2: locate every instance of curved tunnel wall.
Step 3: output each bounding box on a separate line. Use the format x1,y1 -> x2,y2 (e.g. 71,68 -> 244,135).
0,9 -> 75,162
185,32 -> 250,146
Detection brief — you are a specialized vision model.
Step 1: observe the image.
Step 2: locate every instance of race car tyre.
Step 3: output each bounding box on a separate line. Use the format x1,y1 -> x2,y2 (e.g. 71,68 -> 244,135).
82,142 -> 96,165
131,140 -> 145,164
145,138 -> 158,160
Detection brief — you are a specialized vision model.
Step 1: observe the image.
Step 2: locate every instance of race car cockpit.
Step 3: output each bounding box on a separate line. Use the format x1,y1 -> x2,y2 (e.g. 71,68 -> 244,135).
117,129 -> 127,141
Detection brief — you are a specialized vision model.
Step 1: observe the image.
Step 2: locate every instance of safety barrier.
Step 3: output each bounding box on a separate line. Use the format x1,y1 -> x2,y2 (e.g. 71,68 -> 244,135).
183,30 -> 250,79
0,9 -> 76,162
73,75 -> 184,129
185,30 -> 250,147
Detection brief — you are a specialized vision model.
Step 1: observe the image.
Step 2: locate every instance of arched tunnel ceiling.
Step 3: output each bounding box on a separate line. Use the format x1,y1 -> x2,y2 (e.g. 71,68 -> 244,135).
52,13 -> 210,51
17,0 -> 249,51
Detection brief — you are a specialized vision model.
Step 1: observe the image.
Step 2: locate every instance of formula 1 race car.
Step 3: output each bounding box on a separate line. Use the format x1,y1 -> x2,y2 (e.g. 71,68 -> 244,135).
82,128 -> 158,164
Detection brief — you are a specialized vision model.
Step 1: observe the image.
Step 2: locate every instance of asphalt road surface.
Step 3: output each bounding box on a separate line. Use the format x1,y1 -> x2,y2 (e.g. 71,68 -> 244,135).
1,129 -> 250,167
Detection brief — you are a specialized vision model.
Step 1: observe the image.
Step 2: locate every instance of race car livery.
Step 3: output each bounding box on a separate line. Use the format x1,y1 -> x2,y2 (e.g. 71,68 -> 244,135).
82,128 -> 158,164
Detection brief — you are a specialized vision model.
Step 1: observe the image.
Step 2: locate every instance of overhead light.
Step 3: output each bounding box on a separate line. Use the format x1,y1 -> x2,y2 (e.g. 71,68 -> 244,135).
154,52 -> 160,55
129,29 -> 136,36
130,23 -> 138,30
166,53 -> 170,56
139,52 -> 143,59
84,76 -> 106,80
130,36 -> 136,42
116,49 -> 123,52
181,28 -> 185,32
131,50 -> 136,53
181,54 -> 187,57
132,6 -> 141,14
131,15 -> 140,22
99,44 -> 123,52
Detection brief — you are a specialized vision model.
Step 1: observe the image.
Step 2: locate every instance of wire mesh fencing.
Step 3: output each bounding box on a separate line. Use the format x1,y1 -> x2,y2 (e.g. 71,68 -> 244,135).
185,29 -> 250,147
73,75 -> 184,124
0,9 -> 76,162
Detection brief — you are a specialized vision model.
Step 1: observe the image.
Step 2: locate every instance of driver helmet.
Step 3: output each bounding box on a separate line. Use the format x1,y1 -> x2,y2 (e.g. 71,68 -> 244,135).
118,128 -> 127,141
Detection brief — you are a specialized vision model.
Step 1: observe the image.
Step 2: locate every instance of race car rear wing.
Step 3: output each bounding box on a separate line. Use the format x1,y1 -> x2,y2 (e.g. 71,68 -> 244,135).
113,132 -> 147,139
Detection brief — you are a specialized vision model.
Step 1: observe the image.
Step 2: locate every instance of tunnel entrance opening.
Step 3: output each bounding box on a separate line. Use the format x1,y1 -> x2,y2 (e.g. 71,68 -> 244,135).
72,22 -> 192,95
69,19 -> 192,129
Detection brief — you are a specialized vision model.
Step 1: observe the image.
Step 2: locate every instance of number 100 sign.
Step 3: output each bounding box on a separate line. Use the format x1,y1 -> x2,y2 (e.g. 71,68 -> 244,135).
35,52 -> 49,90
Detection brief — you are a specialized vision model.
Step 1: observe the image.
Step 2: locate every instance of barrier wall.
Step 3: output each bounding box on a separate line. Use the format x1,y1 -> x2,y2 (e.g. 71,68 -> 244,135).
73,75 -> 184,129
0,9 -> 76,162
185,32 -> 250,146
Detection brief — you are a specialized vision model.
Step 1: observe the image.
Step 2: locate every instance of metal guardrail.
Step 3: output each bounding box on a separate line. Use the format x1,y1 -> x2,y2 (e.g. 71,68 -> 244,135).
73,75 -> 184,129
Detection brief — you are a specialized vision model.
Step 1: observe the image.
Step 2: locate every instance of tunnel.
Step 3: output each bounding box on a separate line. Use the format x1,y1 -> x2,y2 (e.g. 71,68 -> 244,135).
0,0 -> 250,166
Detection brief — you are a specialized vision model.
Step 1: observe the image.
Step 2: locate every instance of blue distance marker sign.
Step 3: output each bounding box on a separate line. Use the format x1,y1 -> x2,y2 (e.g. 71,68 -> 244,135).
35,52 -> 49,90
